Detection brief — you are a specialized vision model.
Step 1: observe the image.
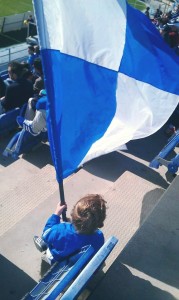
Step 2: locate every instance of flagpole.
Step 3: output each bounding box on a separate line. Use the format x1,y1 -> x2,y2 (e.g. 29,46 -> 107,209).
59,181 -> 67,221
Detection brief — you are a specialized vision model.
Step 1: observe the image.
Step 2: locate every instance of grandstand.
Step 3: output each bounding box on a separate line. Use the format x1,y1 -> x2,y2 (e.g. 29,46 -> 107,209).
0,1 -> 179,299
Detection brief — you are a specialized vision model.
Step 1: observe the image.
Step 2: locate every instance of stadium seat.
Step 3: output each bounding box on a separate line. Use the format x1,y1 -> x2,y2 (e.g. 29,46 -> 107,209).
21,236 -> 118,300
3,129 -> 48,159
0,108 -> 20,136
0,70 -> 9,81
149,130 -> 179,174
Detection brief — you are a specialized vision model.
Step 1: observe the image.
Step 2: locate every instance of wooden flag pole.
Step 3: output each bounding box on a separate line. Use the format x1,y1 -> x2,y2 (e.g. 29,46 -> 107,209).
59,181 -> 67,222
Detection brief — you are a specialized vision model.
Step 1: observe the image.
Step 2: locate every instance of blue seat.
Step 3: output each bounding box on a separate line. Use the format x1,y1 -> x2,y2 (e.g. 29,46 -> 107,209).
150,130 -> 179,174
3,129 -> 48,159
61,236 -> 118,300
22,245 -> 94,300
0,108 -> 20,136
22,236 -> 118,300
0,70 -> 9,81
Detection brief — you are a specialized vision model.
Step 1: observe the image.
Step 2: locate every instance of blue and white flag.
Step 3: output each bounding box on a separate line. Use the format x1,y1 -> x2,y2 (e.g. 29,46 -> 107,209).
33,0 -> 179,181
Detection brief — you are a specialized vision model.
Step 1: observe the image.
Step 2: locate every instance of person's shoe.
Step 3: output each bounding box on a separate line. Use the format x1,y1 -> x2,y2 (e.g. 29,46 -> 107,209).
41,253 -> 52,265
33,236 -> 48,252
16,116 -> 39,136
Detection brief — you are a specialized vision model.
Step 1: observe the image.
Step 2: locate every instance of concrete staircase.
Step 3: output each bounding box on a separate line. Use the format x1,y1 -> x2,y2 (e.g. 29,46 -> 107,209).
88,175 -> 179,300
0,128 -> 178,299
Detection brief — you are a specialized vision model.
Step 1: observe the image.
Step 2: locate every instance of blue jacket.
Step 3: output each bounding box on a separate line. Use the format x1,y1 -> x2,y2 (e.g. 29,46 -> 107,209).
42,214 -> 104,261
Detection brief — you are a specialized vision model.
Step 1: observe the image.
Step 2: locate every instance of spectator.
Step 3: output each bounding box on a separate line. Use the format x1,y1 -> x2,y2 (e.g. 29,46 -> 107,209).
33,194 -> 107,265
170,4 -> 179,19
168,25 -> 179,48
33,58 -> 44,95
27,14 -> 35,37
17,94 -> 47,135
165,104 -> 179,136
0,61 -> 33,114
154,8 -> 162,19
21,62 -> 35,83
145,7 -> 150,19
34,45 -> 41,59
27,45 -> 36,71
0,76 -> 6,98
160,25 -> 171,46
23,58 -> 45,120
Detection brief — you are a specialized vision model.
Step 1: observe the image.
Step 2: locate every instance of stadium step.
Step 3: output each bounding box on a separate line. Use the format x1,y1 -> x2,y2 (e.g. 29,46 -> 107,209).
0,164 -> 57,237
88,175 -> 179,300
101,170 -> 165,272
0,164 -> 166,282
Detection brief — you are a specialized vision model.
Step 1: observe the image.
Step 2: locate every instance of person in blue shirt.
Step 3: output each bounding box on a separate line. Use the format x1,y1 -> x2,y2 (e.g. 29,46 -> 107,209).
34,194 -> 107,265
27,45 -> 36,72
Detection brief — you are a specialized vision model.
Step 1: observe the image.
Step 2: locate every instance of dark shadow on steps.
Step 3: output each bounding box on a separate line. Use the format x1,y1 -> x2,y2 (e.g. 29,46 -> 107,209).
88,262 -> 176,300
0,255 -> 37,300
0,141 -> 53,169
127,127 -> 177,163
139,188 -> 164,226
22,143 -> 53,169
84,151 -> 169,189
119,177 -> 179,290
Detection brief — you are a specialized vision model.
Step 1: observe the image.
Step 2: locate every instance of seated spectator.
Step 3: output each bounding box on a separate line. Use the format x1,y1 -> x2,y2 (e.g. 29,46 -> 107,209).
154,8 -> 162,19
33,58 -> 44,95
0,76 -> 6,98
33,194 -> 107,265
165,104 -> 179,136
17,95 -> 47,136
0,61 -> 33,114
21,62 -> 35,83
170,5 -> 179,20
24,58 -> 45,120
168,25 -> 179,48
27,45 -> 36,71
160,25 -> 171,46
34,45 -> 41,59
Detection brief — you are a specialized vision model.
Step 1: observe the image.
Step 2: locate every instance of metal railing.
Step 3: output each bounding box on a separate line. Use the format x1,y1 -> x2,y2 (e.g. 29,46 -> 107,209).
0,43 -> 28,72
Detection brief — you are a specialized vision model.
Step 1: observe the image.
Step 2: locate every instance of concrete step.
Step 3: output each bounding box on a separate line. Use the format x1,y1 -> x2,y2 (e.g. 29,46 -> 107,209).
0,164 -> 58,236
101,170 -> 165,272
0,167 -> 165,278
88,175 -> 179,300
0,148 -> 171,299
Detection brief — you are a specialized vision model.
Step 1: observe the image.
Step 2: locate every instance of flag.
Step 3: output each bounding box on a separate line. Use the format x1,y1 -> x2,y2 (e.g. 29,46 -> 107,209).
33,0 -> 179,182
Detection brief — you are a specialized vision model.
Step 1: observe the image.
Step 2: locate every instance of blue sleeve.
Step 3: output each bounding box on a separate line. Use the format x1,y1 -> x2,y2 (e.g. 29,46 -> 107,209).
42,214 -> 61,243
36,96 -> 47,110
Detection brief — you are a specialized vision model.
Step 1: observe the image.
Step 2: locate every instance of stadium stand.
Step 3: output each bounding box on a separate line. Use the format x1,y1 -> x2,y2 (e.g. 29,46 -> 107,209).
3,129 -> 48,159
0,108 -> 20,136
150,130 -> 179,174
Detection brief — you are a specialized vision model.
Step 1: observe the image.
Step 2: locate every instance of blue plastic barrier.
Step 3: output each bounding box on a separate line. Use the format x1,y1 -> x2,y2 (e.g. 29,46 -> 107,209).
3,129 -> 48,158
149,130 -> 179,174
61,236 -> 118,300
22,245 -> 94,300
22,236 -> 118,300
0,108 -> 20,136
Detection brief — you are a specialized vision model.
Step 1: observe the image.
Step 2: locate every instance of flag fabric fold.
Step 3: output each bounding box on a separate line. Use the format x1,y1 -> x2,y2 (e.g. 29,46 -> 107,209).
33,0 -> 179,181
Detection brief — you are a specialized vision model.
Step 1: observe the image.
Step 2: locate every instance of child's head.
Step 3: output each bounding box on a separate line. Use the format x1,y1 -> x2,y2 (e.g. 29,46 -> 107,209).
71,194 -> 107,235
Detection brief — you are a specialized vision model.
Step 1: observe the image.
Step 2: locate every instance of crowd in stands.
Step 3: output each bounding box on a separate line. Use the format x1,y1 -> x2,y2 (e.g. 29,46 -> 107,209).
144,5 -> 179,136
0,44 -> 47,136
145,5 -> 179,56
